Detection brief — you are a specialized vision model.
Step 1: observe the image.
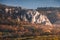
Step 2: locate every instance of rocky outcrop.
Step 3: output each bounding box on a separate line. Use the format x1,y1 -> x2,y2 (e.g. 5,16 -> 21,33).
20,10 -> 52,26
2,4 -> 60,26
0,4 -> 52,26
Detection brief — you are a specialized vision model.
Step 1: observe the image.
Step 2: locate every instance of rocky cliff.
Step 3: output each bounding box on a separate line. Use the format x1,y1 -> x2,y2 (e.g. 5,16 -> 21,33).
0,4 -> 60,26
20,10 -> 52,26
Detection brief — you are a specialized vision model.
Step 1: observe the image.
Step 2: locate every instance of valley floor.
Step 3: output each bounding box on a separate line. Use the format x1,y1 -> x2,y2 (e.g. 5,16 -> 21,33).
0,35 -> 60,40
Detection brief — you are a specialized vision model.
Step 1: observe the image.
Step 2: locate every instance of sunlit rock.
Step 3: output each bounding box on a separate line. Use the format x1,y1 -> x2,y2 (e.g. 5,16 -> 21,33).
21,10 -> 52,26
5,8 -> 9,13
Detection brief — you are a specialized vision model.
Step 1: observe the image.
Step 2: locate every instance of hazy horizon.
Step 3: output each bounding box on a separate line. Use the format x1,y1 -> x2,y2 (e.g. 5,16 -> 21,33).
0,0 -> 60,9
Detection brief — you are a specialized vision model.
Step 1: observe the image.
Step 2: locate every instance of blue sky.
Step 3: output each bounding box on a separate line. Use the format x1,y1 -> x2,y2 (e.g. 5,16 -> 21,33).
0,0 -> 60,9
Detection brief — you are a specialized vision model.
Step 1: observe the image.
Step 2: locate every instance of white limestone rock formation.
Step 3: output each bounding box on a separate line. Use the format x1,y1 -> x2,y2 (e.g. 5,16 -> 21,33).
20,10 -> 52,26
